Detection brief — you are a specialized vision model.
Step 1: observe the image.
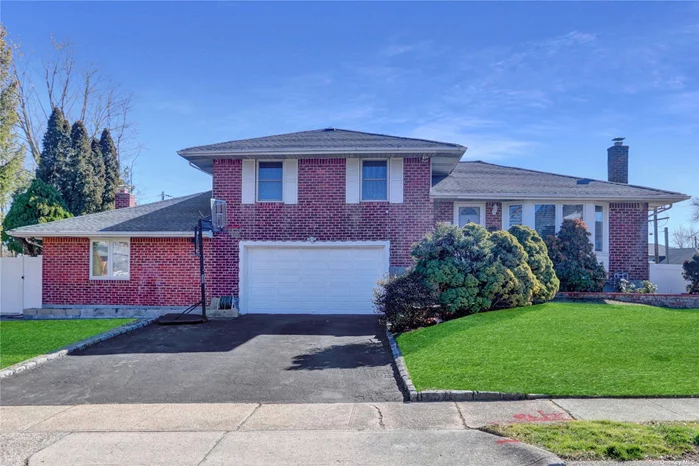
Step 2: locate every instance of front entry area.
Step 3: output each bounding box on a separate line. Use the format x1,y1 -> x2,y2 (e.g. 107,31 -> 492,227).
239,241 -> 389,314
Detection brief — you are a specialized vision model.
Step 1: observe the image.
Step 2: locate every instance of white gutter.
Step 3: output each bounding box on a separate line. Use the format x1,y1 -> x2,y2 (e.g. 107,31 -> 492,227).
429,192 -> 691,202
7,231 -> 214,239
178,147 -> 466,157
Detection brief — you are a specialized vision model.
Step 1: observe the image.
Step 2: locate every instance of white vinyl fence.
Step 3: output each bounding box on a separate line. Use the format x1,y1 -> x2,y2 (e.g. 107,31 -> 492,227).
0,256 -> 42,315
650,263 -> 688,294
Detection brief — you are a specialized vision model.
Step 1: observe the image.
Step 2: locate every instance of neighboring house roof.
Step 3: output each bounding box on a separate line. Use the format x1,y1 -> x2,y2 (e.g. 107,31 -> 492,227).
8,192 -> 212,238
432,161 -> 690,203
178,128 -> 466,174
659,247 -> 699,265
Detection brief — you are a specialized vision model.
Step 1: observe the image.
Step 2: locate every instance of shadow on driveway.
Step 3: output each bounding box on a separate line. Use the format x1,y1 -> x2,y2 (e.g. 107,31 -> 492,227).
1,315 -> 406,405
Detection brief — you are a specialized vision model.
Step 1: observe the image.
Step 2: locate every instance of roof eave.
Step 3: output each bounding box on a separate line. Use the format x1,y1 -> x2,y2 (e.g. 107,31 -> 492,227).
7,231 -> 212,239
178,147 -> 466,158
429,192 -> 691,203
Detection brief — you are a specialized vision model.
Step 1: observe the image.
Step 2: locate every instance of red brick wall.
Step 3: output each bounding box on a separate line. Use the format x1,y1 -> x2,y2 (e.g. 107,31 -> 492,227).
210,157 -> 434,296
434,200 -> 453,223
42,237 -> 212,306
609,202 -> 649,280
485,202 -> 502,231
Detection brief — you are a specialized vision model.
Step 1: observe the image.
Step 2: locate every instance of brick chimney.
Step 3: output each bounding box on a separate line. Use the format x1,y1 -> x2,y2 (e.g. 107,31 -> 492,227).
607,137 -> 629,184
115,187 -> 136,209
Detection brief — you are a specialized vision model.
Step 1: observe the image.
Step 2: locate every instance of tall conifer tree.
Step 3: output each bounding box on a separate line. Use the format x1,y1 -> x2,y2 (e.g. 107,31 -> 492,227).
90,137 -> 106,211
66,121 -> 101,215
99,128 -> 120,210
36,108 -> 71,191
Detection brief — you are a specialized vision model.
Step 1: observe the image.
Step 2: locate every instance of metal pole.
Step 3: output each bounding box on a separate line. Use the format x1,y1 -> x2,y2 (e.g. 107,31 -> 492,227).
198,220 -> 207,320
653,208 -> 659,264
664,227 -> 670,264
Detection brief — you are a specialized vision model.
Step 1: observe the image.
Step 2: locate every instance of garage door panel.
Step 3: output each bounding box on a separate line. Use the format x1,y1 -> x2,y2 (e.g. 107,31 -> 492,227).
243,244 -> 387,314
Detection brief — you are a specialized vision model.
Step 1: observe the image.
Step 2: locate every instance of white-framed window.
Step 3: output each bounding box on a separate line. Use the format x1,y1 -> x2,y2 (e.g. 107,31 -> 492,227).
507,204 -> 523,227
90,239 -> 130,280
361,159 -> 388,201
594,205 -> 604,252
562,204 -> 584,222
454,203 -> 486,227
501,201 -> 608,254
257,161 -> 284,202
534,204 -> 556,238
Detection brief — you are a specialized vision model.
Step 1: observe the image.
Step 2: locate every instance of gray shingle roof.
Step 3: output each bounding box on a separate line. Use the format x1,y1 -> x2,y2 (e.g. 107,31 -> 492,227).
178,128 -> 465,155
432,161 -> 689,202
8,191 -> 212,237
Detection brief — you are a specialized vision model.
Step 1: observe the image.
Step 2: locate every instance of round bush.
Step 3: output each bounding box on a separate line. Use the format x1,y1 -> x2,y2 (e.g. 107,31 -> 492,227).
373,269 -> 438,333
508,225 -> 560,302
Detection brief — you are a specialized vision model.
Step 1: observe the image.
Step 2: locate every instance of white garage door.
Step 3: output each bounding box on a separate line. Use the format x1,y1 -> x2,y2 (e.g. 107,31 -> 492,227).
240,241 -> 389,314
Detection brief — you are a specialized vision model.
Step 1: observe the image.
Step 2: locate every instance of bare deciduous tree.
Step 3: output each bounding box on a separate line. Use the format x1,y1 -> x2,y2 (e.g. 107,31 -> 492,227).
691,197 -> 699,224
12,36 -> 141,170
672,224 -> 699,248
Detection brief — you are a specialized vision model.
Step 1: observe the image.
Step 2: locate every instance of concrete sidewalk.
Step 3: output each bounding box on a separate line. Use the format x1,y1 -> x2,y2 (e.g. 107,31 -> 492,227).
1,399 -> 697,465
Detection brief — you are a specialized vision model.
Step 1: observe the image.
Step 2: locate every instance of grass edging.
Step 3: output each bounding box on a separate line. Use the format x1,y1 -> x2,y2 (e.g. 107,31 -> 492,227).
0,317 -> 157,379
481,421 -> 699,462
387,328 -> 549,402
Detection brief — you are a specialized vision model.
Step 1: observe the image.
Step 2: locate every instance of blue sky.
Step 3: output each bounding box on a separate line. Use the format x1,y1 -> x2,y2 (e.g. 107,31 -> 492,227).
3,1 -> 698,238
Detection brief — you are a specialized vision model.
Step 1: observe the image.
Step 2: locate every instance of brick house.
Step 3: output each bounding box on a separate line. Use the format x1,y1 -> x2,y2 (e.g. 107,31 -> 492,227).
8,129 -> 690,315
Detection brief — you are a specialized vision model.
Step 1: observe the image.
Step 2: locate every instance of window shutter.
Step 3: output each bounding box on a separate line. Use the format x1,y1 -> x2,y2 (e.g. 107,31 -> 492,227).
346,158 -> 360,204
283,159 -> 298,204
389,158 -> 404,203
241,160 -> 255,204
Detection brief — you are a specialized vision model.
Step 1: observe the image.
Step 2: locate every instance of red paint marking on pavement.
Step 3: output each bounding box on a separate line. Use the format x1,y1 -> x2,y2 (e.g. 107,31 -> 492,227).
512,410 -> 570,423
497,439 -> 520,444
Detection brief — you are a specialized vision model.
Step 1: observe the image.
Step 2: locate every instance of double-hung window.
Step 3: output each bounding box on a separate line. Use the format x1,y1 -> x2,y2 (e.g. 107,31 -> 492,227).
534,204 -> 556,238
257,161 -> 284,202
91,239 -> 130,280
508,204 -> 523,227
562,204 -> 584,222
361,160 -> 388,201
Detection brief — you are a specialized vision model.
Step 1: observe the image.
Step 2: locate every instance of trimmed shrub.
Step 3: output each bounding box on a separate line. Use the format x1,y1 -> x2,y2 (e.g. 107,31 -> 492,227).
373,269 -> 438,333
617,279 -> 658,294
545,218 -> 607,292
488,230 -> 536,308
508,225 -> 560,302
682,253 -> 699,294
412,222 -> 499,315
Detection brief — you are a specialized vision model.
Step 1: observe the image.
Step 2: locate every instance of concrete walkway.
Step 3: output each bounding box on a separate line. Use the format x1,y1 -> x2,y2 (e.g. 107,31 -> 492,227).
1,399 -> 697,465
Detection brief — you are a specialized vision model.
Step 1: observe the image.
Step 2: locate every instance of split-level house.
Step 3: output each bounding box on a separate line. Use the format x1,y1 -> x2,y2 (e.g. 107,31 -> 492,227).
8,129 -> 690,316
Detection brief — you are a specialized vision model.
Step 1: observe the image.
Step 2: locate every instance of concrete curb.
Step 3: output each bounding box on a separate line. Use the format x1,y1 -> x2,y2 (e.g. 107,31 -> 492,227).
385,329 -> 419,402
0,317 -> 157,379
385,328 -> 699,402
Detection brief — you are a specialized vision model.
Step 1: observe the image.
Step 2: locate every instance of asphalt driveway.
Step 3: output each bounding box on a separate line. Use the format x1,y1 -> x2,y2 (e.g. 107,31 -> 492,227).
0,315 -> 405,405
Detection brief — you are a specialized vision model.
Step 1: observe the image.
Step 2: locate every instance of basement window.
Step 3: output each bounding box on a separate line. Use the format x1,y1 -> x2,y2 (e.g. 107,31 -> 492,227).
90,239 -> 130,280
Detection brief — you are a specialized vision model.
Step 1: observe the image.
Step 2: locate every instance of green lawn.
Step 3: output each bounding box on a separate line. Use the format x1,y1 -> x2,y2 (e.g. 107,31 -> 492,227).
396,302 -> 699,396
0,319 -> 135,369
486,421 -> 699,461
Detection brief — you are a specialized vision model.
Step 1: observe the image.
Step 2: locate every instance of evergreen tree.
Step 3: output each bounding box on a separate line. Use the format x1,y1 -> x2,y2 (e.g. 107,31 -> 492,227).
545,219 -> 607,292
90,137 -> 106,211
99,128 -> 120,210
1,178 -> 72,256
65,121 -> 101,215
509,225 -> 560,302
0,25 -> 28,244
36,108 -> 71,192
